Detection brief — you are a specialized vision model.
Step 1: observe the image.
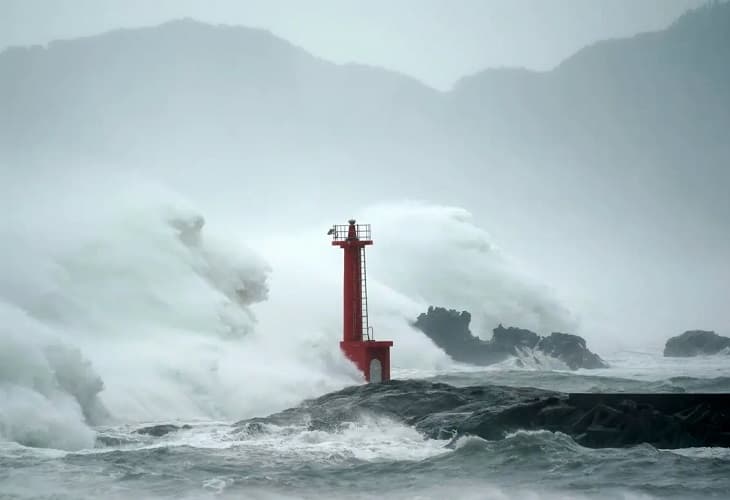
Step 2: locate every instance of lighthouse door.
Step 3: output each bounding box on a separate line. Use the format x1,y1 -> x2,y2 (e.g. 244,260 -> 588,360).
369,358 -> 383,383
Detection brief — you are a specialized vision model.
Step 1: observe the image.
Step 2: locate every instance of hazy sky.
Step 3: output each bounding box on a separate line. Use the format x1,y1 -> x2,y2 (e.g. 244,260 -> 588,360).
1,0 -> 705,89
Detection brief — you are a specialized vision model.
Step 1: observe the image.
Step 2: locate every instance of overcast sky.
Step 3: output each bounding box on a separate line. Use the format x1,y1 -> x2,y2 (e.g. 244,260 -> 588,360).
0,0 -> 706,89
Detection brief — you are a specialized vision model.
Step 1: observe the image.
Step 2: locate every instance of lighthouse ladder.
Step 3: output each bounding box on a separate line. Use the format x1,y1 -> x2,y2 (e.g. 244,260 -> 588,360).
360,246 -> 373,341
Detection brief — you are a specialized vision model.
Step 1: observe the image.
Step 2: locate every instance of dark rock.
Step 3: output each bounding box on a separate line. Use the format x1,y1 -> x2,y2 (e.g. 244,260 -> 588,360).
413,306 -> 607,369
95,435 -> 136,447
664,330 -> 730,357
412,307 -> 510,366
235,380 -> 730,449
492,324 -> 540,350
618,399 -> 638,413
134,424 -> 192,437
538,332 -> 607,369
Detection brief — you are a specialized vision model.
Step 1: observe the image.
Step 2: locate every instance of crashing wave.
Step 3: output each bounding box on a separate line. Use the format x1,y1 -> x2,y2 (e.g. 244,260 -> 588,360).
0,179 -> 272,450
0,305 -> 104,449
508,347 -> 571,371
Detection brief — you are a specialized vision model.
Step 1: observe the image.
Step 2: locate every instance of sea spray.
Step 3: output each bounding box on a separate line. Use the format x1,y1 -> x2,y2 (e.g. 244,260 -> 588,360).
1,171 -> 580,450
361,201 -> 578,338
0,173 -> 352,448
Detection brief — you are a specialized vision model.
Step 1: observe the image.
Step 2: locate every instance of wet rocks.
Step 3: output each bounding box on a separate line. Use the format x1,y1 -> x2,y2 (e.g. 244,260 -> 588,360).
134,424 -> 192,437
412,307 -> 510,365
237,380 -> 730,449
492,325 -> 540,351
537,332 -> 607,369
413,306 -> 607,369
664,330 -> 730,357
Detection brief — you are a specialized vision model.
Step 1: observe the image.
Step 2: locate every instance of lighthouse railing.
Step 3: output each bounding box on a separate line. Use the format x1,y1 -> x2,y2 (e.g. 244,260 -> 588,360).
330,224 -> 371,242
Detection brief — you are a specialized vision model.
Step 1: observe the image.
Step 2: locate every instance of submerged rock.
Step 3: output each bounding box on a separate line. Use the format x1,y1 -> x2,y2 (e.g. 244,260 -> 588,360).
236,380 -> 730,449
664,330 -> 730,357
413,306 -> 607,369
134,424 -> 192,437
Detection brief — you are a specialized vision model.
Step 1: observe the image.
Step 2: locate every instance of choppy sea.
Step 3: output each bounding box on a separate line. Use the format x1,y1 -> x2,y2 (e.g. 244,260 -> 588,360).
3,352 -> 729,500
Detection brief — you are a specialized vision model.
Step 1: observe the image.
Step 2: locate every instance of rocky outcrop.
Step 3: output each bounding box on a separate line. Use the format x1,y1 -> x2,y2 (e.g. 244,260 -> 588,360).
236,380 -> 730,449
413,306 -> 607,369
664,330 -> 730,357
411,308 -> 511,365
537,332 -> 606,369
492,324 -> 540,351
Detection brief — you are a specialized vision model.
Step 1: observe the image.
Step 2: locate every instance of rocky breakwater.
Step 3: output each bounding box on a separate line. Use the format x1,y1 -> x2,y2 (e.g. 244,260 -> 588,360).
413,306 -> 607,369
235,380 -> 730,449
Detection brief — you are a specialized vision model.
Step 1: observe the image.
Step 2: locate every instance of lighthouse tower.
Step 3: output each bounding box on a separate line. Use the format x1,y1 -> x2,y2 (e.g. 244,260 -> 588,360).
330,219 -> 393,382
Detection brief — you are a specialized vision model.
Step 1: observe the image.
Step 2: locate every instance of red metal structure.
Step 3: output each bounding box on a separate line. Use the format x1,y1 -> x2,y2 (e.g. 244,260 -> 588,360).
330,219 -> 392,382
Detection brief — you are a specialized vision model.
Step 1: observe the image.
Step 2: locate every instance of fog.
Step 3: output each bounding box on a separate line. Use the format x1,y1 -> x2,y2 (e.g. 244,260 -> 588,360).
1,0 -> 728,413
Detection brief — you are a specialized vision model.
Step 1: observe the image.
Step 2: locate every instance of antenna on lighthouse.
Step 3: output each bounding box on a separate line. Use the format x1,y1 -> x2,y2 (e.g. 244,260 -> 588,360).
330,219 -> 393,382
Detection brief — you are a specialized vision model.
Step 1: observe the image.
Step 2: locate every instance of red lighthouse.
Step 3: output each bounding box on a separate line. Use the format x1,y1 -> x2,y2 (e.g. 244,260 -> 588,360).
330,219 -> 393,382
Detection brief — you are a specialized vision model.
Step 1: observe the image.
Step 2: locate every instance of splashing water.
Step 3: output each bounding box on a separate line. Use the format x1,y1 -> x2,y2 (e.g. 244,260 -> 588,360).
0,172 -> 578,451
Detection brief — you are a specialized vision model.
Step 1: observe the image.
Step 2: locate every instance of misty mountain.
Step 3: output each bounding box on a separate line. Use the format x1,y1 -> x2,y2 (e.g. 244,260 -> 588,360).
1,18 -> 446,202
452,2 -> 729,193
1,2 -> 729,342
2,5 -> 728,194
446,2 -> 730,270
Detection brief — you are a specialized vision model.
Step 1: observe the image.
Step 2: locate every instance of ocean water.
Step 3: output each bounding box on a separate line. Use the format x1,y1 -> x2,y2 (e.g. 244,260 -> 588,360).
1,176 -> 729,499
3,355 -> 729,500
1,359 -> 729,499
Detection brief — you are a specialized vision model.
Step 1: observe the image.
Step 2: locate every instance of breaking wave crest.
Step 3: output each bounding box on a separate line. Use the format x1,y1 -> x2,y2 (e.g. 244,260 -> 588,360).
0,313 -> 105,450
0,176 -> 276,449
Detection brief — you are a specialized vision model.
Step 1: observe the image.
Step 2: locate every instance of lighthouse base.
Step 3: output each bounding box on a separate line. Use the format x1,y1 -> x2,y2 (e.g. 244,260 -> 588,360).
340,340 -> 393,383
